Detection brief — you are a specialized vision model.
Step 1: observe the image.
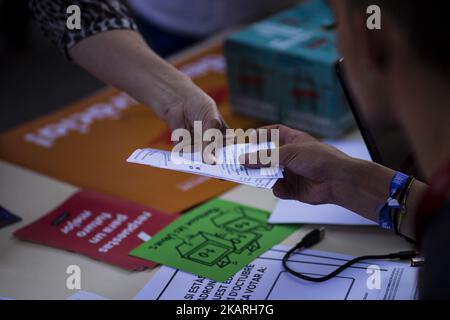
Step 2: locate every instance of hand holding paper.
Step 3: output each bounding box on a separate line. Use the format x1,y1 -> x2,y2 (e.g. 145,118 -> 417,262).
127,143 -> 283,189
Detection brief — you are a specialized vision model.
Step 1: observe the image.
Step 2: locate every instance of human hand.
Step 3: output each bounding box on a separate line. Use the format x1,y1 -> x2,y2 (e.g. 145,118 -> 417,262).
159,77 -> 228,137
243,124 -> 398,220
69,30 -> 227,142
151,73 -> 228,164
242,125 -> 427,236
242,125 -> 358,205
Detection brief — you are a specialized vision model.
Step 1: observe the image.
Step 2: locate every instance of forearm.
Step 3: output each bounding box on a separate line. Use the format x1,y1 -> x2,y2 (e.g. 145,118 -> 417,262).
69,30 -> 193,117
29,0 -> 138,58
333,158 -> 427,239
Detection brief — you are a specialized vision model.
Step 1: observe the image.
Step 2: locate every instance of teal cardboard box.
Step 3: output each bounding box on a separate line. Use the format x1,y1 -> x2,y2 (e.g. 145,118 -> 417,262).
224,0 -> 355,138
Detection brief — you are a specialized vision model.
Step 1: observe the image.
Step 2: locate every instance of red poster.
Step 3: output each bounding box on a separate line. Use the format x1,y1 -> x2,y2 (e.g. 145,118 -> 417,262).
14,190 -> 178,270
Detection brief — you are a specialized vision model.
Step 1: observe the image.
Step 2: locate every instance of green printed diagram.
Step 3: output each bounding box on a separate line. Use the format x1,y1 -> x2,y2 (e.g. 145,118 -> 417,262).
176,207 -> 273,268
129,198 -> 297,282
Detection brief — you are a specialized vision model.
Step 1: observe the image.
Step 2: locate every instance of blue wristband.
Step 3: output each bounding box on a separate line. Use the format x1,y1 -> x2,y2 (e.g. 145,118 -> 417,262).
378,172 -> 409,230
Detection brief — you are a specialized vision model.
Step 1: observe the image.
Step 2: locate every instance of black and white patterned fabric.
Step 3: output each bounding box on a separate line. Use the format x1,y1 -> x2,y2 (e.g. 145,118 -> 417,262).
29,0 -> 138,59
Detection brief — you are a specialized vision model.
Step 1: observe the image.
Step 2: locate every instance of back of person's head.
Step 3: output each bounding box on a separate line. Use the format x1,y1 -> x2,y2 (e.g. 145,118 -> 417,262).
348,1 -> 450,76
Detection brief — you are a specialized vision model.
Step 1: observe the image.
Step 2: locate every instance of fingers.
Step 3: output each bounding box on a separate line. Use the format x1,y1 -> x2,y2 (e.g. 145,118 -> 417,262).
166,107 -> 186,135
272,180 -> 293,200
204,110 -> 229,134
272,176 -> 308,202
239,149 -> 279,169
203,117 -> 224,133
278,144 -> 303,169
192,96 -> 227,134
240,144 -> 302,170
249,124 -> 315,147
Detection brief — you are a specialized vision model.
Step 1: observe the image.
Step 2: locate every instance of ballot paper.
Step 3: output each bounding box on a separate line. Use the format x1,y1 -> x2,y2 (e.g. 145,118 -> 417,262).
134,245 -> 418,300
126,143 -> 282,189
129,199 -> 298,282
269,139 -> 376,225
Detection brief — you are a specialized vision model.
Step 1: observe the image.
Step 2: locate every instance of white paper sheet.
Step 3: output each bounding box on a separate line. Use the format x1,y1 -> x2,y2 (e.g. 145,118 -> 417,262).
270,200 -> 376,225
133,245 -> 418,300
269,139 -> 377,225
323,139 -> 372,162
127,143 -> 282,189
67,290 -> 109,300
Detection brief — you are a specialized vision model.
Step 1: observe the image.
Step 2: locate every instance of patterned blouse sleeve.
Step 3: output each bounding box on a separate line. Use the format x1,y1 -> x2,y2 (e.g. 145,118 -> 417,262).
29,0 -> 139,59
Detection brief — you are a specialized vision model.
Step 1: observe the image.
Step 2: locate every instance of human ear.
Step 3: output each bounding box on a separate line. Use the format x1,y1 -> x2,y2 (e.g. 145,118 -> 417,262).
350,6 -> 392,73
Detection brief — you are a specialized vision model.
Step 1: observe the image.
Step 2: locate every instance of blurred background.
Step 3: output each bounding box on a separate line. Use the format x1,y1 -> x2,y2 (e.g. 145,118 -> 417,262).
0,0 -> 102,133
0,0 -> 299,133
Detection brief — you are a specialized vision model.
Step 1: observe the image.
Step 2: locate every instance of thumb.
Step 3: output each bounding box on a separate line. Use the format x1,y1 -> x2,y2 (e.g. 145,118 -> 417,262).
239,148 -> 279,168
278,144 -> 303,171
203,117 -> 223,132
240,145 -> 300,169
166,106 -> 186,132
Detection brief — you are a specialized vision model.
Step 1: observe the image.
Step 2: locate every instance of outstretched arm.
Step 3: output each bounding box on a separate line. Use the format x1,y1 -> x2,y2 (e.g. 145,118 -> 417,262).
29,0 -> 226,133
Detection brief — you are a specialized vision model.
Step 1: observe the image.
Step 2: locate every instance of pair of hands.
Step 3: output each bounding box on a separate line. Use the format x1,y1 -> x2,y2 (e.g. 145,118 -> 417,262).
72,30 -> 367,210
70,30 -> 389,217
157,91 -> 415,234
161,78 -> 357,208
152,71 -> 377,213
166,91 -> 352,208
155,80 -> 395,223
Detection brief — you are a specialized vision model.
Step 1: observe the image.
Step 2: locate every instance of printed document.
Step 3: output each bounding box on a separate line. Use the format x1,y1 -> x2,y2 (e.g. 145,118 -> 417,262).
134,245 -> 418,300
127,143 -> 283,189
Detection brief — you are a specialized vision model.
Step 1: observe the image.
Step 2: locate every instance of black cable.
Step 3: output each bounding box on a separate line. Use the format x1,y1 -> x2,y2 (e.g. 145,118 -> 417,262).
282,228 -> 418,283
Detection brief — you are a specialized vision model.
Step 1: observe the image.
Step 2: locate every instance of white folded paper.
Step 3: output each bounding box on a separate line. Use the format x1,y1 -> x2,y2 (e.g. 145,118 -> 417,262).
270,199 -> 376,225
127,143 -> 283,189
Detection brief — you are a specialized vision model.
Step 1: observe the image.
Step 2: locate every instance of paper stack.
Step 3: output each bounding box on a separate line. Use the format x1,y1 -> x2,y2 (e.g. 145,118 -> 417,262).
127,143 -> 283,189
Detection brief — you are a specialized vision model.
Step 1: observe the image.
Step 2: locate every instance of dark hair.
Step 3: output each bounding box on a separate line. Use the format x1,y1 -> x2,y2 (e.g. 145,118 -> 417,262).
348,1 -> 450,74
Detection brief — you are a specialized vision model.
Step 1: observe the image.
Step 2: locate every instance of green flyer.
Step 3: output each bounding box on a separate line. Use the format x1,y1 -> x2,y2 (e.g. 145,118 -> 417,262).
129,199 -> 298,282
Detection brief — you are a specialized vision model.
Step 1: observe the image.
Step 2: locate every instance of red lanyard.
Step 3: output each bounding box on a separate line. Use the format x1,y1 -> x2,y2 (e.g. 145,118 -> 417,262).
416,158 -> 450,243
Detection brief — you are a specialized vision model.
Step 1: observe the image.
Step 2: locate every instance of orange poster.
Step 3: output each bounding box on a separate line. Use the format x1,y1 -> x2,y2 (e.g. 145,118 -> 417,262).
0,43 -> 264,213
